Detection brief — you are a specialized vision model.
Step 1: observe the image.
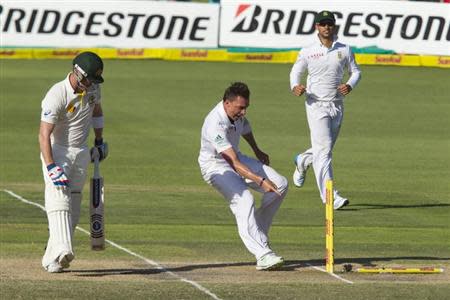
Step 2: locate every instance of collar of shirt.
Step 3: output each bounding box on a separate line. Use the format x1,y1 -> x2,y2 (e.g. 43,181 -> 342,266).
316,34 -> 338,51
216,101 -> 239,132
64,73 -> 82,96
217,100 -> 232,125
64,73 -> 87,109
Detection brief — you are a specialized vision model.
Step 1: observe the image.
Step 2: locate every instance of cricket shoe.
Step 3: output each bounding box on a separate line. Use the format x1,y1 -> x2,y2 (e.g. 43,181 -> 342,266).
256,253 -> 284,271
293,154 -> 309,188
58,252 -> 74,269
45,262 -> 63,273
333,191 -> 349,210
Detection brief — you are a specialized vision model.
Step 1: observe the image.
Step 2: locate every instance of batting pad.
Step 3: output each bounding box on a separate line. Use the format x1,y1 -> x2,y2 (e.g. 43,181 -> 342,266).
42,210 -> 74,268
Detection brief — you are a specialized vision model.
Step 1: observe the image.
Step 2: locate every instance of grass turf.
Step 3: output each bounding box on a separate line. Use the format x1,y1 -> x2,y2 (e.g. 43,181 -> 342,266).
1,59 -> 449,299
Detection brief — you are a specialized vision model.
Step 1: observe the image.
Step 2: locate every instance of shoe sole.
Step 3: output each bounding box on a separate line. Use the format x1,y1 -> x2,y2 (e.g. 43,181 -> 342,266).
59,253 -> 74,269
46,265 -> 63,273
292,168 -> 305,188
256,260 -> 284,271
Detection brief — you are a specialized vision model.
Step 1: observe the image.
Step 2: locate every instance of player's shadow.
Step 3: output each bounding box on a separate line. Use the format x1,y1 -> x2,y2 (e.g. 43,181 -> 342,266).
339,203 -> 450,211
70,261 -> 255,277
71,255 -> 449,276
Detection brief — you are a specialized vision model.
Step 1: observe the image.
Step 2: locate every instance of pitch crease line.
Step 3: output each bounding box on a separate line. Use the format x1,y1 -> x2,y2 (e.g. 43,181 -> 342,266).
306,263 -> 354,284
3,189 -> 223,300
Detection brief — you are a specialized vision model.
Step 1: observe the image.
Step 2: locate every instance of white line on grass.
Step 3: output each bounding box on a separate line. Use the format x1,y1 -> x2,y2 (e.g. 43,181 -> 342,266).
3,189 -> 223,300
306,263 -> 354,284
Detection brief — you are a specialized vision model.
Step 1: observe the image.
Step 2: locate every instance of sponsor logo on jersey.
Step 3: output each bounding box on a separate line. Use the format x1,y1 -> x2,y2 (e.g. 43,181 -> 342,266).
214,134 -> 226,145
308,53 -> 324,59
43,110 -> 52,116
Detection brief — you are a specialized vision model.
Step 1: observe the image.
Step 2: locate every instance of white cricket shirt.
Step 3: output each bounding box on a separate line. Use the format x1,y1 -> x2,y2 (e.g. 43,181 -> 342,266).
40,73 -> 101,147
198,101 -> 252,175
290,36 -> 361,102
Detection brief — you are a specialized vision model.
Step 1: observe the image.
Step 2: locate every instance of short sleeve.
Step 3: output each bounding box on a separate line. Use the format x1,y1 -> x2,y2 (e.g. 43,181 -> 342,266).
41,87 -> 64,124
206,124 -> 232,154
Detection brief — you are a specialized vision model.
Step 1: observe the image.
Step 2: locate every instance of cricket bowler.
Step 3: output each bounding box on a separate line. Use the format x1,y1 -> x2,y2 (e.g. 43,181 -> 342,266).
198,82 -> 288,270
39,51 -> 108,273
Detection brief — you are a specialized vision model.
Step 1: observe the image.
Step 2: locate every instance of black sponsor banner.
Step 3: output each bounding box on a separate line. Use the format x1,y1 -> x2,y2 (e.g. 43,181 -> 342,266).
220,0 -> 450,55
0,1 -> 219,48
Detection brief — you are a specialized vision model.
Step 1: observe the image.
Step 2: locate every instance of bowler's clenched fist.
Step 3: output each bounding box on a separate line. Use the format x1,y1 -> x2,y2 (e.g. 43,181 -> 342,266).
292,84 -> 306,96
337,84 -> 352,96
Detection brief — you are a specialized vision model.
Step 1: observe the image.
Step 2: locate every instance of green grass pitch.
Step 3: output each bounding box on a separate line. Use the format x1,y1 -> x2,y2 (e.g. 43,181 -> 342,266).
1,59 -> 449,299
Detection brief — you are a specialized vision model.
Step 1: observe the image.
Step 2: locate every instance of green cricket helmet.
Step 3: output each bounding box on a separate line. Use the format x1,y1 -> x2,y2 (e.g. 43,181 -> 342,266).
73,51 -> 104,83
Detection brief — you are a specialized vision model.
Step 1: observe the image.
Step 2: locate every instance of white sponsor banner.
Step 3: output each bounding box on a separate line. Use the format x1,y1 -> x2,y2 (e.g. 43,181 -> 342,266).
0,0 -> 219,48
220,0 -> 450,55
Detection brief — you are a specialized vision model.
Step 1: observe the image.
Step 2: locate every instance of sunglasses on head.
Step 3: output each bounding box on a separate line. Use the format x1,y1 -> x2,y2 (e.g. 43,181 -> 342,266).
318,21 -> 335,27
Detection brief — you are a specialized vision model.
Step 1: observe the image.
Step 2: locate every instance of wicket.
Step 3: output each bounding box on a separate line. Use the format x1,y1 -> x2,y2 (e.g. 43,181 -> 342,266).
325,179 -> 334,274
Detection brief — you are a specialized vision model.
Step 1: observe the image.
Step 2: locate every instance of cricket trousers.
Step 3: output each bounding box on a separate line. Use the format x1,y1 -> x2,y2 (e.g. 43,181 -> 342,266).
205,154 -> 288,260
301,99 -> 344,202
41,144 -> 90,269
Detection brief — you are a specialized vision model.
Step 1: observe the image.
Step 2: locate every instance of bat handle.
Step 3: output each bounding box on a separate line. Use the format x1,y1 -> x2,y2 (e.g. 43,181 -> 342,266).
92,147 -> 101,178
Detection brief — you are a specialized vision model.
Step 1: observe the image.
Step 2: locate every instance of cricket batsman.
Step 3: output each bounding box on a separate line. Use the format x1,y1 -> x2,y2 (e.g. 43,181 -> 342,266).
39,52 -> 108,273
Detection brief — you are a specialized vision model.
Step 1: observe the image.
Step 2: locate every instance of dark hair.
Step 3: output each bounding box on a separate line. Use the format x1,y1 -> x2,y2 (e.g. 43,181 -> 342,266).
223,82 -> 250,101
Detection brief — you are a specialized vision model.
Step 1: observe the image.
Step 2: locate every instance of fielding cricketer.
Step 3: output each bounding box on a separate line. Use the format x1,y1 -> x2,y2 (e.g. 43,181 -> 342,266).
290,11 -> 362,210
199,82 -> 288,270
39,52 -> 108,273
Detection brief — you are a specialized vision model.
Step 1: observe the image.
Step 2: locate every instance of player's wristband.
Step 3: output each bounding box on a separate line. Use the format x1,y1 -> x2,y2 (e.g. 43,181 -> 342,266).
46,163 -> 57,171
259,177 -> 266,186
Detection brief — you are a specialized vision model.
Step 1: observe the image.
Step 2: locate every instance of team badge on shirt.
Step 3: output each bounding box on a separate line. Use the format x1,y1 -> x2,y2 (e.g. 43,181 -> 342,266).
67,103 -> 77,113
337,51 -> 342,60
67,98 -> 83,113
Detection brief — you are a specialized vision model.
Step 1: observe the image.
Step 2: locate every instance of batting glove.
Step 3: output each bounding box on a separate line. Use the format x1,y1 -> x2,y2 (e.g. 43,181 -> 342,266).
47,163 -> 69,187
90,138 -> 108,162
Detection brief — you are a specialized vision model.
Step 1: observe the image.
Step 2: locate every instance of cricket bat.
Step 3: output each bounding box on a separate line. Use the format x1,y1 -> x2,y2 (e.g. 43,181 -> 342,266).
90,148 -> 105,250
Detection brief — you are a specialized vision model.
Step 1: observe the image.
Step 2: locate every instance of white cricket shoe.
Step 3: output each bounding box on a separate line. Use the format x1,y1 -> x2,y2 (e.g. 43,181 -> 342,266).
333,191 -> 349,210
45,262 -> 63,273
44,252 -> 74,273
256,253 -> 284,271
293,154 -> 309,188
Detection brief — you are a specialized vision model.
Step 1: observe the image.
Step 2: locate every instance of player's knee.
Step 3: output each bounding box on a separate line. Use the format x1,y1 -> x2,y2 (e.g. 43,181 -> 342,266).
45,192 -> 70,212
